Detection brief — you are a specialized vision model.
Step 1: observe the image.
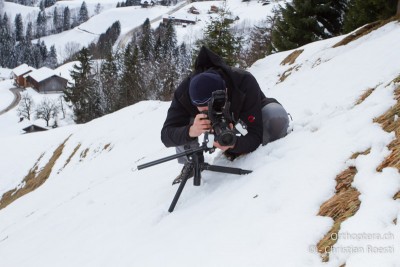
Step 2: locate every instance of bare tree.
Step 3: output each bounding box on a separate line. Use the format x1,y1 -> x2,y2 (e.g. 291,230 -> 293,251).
62,42 -> 81,63
58,95 -> 66,119
17,93 -> 35,120
35,98 -> 60,127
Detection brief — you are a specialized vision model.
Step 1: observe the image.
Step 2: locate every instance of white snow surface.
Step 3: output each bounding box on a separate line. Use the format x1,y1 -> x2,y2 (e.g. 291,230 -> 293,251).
1,10 -> 400,267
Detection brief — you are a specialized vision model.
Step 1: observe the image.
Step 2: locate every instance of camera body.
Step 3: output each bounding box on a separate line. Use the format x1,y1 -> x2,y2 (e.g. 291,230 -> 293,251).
206,90 -> 237,147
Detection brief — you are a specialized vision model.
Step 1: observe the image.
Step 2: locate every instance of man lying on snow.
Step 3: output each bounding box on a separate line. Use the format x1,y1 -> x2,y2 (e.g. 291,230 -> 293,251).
161,46 -> 289,185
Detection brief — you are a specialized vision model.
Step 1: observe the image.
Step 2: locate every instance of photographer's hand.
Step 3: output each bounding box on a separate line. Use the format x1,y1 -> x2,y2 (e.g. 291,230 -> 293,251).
213,142 -> 234,151
189,113 -> 211,137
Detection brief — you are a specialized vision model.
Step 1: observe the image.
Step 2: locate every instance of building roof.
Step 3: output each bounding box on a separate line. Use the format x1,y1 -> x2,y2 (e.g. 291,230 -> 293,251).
22,124 -> 48,133
25,67 -> 67,83
12,64 -> 36,77
163,14 -> 196,23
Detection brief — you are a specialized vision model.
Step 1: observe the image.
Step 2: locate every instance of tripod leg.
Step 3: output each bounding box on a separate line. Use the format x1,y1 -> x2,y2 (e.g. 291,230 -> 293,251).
168,165 -> 192,212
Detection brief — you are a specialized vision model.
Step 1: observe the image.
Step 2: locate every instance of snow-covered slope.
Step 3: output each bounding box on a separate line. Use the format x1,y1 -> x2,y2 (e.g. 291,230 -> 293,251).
1,20 -> 400,267
2,0 -> 283,62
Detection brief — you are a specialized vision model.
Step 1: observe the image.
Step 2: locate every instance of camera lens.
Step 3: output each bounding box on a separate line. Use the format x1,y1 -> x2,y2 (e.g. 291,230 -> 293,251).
219,131 -> 236,146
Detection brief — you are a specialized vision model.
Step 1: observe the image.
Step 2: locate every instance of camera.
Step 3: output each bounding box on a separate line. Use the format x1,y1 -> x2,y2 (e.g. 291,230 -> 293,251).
206,90 -> 237,147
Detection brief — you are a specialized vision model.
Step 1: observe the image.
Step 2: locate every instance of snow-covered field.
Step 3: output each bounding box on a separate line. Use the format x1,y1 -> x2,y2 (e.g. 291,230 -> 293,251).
0,15 -> 400,267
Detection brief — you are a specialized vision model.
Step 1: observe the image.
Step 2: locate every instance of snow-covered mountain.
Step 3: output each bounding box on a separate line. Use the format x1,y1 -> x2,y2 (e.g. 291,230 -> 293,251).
2,0 -> 282,62
1,14 -> 400,267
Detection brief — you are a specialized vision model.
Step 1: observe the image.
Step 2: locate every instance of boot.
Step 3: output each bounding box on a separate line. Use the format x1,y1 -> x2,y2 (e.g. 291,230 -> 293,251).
172,163 -> 193,185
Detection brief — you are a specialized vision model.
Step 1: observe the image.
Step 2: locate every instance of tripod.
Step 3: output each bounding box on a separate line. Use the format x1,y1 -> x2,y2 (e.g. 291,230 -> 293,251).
137,133 -> 252,212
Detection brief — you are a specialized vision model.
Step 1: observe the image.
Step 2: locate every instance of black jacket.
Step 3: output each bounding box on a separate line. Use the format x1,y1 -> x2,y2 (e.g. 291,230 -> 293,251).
161,46 -> 278,155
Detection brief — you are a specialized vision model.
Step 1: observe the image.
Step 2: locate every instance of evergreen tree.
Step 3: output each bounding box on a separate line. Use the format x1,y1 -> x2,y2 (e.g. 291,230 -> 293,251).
78,1 -> 89,24
99,51 -> 120,113
177,42 -> 191,78
272,0 -> 347,52
64,47 -> 102,123
26,21 -> 33,42
18,22 -> 35,66
162,19 -> 177,58
398,0 -> 400,16
343,0 -> 397,33
154,36 -> 162,60
95,20 -> 121,58
119,44 -> 145,107
14,13 -> 24,42
44,44 -> 57,68
94,3 -> 101,15
0,0 -> 4,15
53,6 -> 62,33
36,11 -> 47,38
0,13 -> 16,67
140,18 -> 155,61
39,0 -> 45,11
63,6 -> 71,31
32,40 -> 44,68
196,5 -> 242,66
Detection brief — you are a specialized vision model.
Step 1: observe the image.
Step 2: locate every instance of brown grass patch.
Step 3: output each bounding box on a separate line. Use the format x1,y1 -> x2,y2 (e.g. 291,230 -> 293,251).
332,17 -> 399,48
316,150 -> 369,262
103,143 -> 111,150
80,148 -> 90,161
355,88 -> 375,105
350,148 -> 371,159
0,137 -> 70,210
280,49 -> 304,65
374,83 -> 400,172
277,64 -> 301,84
58,143 -> 81,174
373,75 -> 400,225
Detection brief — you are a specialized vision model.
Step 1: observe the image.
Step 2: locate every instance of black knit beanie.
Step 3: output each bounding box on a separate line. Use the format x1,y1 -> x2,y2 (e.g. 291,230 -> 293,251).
189,71 -> 226,106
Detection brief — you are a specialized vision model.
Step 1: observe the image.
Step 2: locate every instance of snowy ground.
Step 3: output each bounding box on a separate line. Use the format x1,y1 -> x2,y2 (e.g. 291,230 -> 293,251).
0,18 -> 399,267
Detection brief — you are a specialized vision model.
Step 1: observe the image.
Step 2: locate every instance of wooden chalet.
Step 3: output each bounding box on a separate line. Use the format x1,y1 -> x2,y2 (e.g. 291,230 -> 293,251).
11,64 -> 36,88
163,15 -> 196,25
140,0 -> 155,8
25,67 -> 68,94
188,6 -> 200,14
22,124 -> 48,134
209,5 -> 218,13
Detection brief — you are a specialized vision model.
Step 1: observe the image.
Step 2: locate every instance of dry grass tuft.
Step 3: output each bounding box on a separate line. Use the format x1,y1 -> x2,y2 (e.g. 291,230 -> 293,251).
332,17 -> 398,48
355,88 -> 375,105
103,143 -> 111,151
0,137 -> 69,210
350,149 -> 371,159
335,166 -> 357,193
277,64 -> 301,84
373,75 -> 400,223
374,84 -> 400,172
80,148 -> 90,161
280,49 -> 304,65
317,162 -> 362,262
58,143 -> 81,174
